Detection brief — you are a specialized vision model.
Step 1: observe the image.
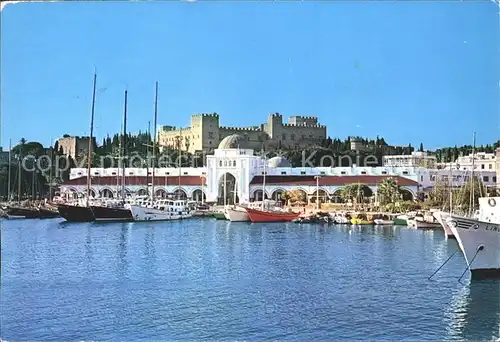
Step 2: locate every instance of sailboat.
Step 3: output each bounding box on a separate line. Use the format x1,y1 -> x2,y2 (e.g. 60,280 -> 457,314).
433,162 -> 456,239
444,132 -> 500,279
245,155 -> 300,223
224,170 -> 249,222
213,172 -> 229,220
58,72 -> 97,222
127,82 -> 192,222
90,90 -> 133,222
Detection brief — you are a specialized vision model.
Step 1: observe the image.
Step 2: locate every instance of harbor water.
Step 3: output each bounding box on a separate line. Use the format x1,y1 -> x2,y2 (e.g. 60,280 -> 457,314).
1,218 -> 499,340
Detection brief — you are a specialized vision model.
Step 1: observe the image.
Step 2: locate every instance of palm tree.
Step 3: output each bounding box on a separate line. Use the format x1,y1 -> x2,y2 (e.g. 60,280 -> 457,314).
342,183 -> 370,204
377,178 -> 403,205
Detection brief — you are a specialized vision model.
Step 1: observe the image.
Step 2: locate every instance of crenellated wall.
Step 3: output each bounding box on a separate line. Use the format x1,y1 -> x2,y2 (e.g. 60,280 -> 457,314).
158,112 -> 327,153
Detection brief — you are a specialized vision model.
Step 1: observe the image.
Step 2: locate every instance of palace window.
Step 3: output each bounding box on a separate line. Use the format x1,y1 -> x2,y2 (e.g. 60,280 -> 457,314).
282,134 -> 286,140
361,171 -> 366,175
184,172 -> 188,175
281,171 -> 287,175
494,177 -> 497,182
381,171 -> 387,175
128,172 -> 134,175
301,171 -> 306,175
320,171 -> 325,175
166,172 -> 170,175
290,134 -> 295,140
481,164 -> 485,169
402,171 -> 408,175
341,171 -> 346,175
219,160 -> 222,167
483,176 -> 489,182
111,172 -> 117,176
233,160 -> 236,167
489,164 -> 493,169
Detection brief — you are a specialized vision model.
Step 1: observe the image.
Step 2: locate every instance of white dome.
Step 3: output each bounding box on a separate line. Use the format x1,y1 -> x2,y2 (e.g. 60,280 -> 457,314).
267,156 -> 291,168
218,134 -> 247,149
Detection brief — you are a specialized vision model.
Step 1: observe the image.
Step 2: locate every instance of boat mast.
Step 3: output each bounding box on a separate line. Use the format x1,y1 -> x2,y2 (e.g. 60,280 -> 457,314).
49,137 -> 53,202
86,71 -> 97,207
117,122 -> 122,198
151,81 -> 158,202
223,170 -> 227,206
449,161 -> 452,214
234,146 -> 239,206
469,131 -> 476,216
17,142 -> 22,203
178,130 -> 182,199
146,121 -> 150,198
121,90 -> 128,200
261,155 -> 266,211
7,138 -> 11,202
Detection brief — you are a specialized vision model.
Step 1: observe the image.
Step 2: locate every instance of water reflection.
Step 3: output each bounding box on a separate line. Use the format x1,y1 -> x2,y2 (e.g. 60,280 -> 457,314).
144,225 -> 156,276
446,280 -> 500,340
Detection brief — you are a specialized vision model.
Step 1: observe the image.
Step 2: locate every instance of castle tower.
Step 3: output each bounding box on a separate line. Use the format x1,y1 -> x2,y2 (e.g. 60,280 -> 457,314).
265,113 -> 283,140
190,113 -> 220,153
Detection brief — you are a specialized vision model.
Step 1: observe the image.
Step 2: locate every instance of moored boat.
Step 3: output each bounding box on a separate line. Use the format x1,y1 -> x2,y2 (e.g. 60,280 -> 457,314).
37,207 -> 60,219
213,211 -> 227,220
57,203 -> 95,222
245,207 -> 300,223
350,213 -> 374,225
5,206 -> 40,219
91,205 -> 133,222
446,212 -> 500,279
393,217 -> 407,225
374,219 -> 393,225
224,206 -> 249,222
414,220 -> 442,229
434,211 -> 455,239
127,199 -> 192,222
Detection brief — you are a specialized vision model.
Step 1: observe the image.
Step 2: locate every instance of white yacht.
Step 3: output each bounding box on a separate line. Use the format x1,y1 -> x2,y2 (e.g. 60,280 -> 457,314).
445,197 -> 500,279
127,198 -> 193,222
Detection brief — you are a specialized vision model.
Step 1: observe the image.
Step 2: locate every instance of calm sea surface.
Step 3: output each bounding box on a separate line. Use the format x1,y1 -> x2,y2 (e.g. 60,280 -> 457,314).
1,218 -> 499,341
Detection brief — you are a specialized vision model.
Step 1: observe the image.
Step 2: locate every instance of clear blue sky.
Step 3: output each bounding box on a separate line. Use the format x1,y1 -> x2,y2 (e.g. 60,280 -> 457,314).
1,1 -> 499,150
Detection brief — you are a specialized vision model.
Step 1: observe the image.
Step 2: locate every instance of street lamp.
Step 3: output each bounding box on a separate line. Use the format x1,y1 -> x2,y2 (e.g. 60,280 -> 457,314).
314,175 -> 321,210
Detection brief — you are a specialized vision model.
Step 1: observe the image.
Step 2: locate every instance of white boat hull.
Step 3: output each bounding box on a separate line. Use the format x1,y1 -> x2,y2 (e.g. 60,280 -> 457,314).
6,215 -> 25,220
414,221 -> 441,229
225,207 -> 249,222
446,215 -> 500,279
374,219 -> 394,225
434,211 -> 455,239
128,205 -> 191,222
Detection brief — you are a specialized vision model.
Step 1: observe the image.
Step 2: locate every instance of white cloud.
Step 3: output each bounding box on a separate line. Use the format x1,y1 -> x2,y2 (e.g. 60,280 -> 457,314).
355,124 -> 363,129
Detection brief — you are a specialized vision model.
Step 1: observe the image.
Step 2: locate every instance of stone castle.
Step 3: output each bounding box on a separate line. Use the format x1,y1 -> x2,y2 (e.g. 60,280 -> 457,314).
157,113 -> 327,153
57,136 -> 96,159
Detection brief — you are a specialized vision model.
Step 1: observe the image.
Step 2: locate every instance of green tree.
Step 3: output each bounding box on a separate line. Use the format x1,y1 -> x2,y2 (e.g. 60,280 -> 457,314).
341,184 -> 371,203
377,178 -> 403,205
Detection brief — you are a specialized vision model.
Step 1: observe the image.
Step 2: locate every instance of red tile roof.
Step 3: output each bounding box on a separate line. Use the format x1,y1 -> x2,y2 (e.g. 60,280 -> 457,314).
249,175 -> 418,186
63,176 -> 206,187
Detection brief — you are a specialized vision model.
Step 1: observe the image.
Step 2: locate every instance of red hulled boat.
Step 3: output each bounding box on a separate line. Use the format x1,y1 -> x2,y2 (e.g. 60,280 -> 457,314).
245,207 -> 300,223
